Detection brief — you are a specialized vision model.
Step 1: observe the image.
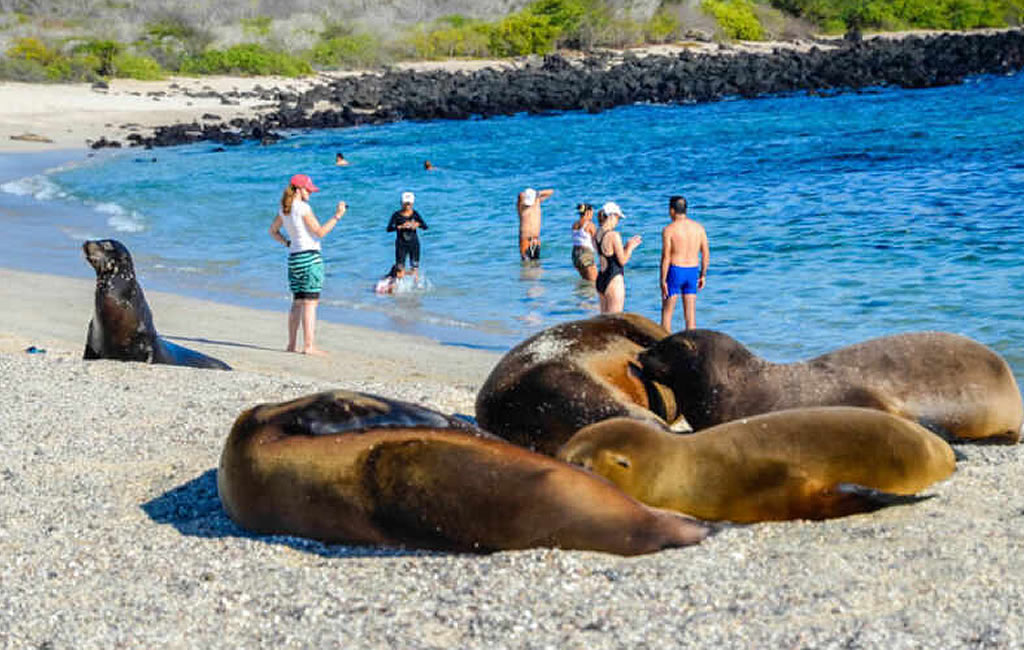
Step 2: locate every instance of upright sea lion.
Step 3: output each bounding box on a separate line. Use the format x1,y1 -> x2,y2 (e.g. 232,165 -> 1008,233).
218,390 -> 708,556
559,408 -> 957,522
475,313 -> 682,456
638,329 -> 1023,443
82,239 -> 231,370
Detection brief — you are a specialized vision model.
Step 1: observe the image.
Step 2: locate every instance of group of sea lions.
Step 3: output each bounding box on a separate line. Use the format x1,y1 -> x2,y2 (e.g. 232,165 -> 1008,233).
80,241 -> 1023,556
218,313 -> 1021,556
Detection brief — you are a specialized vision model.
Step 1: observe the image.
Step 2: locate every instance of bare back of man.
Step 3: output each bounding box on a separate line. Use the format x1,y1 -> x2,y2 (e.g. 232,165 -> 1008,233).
517,187 -> 553,260
660,196 -> 709,332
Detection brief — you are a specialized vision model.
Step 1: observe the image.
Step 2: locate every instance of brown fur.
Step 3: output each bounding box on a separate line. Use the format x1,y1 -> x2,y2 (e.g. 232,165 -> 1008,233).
558,408 -> 957,523
475,313 -> 680,456
218,390 -> 707,555
638,330 -> 1023,443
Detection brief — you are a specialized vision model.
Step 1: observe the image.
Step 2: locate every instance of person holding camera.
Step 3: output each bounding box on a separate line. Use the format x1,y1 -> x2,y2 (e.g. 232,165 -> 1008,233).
268,173 -> 346,356
570,202 -> 598,284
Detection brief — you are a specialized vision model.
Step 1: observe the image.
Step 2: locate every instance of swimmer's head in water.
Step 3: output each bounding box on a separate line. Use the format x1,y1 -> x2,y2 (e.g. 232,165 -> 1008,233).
388,264 -> 405,278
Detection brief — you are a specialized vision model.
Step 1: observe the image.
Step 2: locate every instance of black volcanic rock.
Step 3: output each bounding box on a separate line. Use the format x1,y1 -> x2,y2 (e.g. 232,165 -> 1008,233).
127,29 -> 1023,149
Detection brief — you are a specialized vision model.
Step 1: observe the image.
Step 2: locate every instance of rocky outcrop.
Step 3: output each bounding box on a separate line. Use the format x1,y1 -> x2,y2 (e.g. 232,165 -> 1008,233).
107,29 -> 1024,149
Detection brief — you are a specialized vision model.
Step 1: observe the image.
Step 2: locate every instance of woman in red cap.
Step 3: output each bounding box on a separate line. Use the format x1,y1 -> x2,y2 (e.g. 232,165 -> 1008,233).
268,173 -> 346,356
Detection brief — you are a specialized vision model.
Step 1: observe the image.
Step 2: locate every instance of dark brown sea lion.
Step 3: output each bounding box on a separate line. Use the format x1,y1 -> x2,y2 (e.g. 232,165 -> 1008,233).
558,407 -> 957,523
218,390 -> 708,555
475,313 -> 681,456
638,329 -> 1023,444
82,239 -> 231,370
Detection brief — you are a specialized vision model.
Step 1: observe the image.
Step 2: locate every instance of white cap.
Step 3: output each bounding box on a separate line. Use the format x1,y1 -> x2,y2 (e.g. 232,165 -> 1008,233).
522,188 -> 537,206
401,191 -> 415,204
601,201 -> 624,217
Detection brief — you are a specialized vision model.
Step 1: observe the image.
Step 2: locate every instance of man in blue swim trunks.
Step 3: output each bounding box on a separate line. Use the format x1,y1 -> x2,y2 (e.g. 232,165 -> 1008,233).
660,195 -> 709,332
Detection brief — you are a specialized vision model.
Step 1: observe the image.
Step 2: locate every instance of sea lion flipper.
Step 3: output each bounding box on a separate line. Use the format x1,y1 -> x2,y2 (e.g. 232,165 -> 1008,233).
831,482 -> 933,514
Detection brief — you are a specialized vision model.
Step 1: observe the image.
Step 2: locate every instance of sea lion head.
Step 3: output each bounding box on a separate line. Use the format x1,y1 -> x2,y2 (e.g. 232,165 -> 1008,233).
638,330 -> 756,410
83,239 -> 136,281
558,417 -> 665,497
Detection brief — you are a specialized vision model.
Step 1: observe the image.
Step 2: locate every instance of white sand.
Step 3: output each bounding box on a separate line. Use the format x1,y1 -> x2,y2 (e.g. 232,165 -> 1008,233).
1,267 -> 1023,647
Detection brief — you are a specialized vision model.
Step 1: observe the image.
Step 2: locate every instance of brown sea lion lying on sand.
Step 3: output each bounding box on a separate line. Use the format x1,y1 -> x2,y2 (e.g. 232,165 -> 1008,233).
638,330 -> 1022,444
559,407 -> 957,522
218,390 -> 708,555
475,313 -> 682,456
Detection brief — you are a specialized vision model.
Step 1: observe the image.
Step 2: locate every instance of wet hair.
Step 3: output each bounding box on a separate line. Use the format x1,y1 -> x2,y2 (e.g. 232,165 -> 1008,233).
336,152 -> 345,159
576,202 -> 593,215
388,264 -> 404,278
281,185 -> 299,215
669,195 -> 687,215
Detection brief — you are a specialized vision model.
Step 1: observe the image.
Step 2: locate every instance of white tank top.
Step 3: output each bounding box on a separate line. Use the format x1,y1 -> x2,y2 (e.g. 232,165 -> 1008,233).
282,198 -> 321,253
572,224 -> 594,250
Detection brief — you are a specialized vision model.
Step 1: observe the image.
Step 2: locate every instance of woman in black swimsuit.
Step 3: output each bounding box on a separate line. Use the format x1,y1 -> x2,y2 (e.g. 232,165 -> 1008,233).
595,201 -> 642,314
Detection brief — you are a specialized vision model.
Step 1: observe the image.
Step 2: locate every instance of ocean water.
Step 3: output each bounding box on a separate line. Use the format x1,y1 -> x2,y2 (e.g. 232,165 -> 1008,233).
3,72 -> 1023,377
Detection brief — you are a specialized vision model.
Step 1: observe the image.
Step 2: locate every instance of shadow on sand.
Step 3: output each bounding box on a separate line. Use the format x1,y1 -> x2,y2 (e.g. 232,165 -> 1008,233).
140,468 -> 435,559
164,335 -> 280,354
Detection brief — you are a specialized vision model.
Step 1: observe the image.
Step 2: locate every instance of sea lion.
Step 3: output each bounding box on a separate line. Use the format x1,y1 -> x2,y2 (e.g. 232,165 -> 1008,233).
218,390 -> 707,555
558,407 -> 957,522
475,313 -> 682,456
638,329 -> 1023,444
82,239 -> 231,370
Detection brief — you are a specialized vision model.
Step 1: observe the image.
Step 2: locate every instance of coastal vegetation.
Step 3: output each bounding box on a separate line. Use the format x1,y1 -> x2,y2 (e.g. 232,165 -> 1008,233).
0,0 -> 1020,82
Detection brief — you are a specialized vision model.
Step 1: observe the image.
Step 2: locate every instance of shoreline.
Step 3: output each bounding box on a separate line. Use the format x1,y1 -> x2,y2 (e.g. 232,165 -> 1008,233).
0,265 -> 499,392
2,28 -> 1022,152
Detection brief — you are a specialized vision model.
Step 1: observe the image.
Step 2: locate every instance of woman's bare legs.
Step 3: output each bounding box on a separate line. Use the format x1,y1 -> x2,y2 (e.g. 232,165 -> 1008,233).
287,299 -> 327,355
301,299 -> 326,356
287,300 -> 302,352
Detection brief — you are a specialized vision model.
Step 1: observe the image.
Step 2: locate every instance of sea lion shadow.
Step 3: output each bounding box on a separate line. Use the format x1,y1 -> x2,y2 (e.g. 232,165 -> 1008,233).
140,469 -> 430,559
163,335 -> 279,354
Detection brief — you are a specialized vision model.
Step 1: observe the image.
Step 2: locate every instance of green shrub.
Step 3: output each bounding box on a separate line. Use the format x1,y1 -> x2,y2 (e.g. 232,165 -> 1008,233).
139,13 -> 214,70
311,32 -> 386,68
6,36 -> 58,65
488,10 -> 560,55
769,0 -> 1017,30
644,8 -> 682,42
112,52 -> 165,80
74,39 -> 121,76
409,15 -> 492,58
703,0 -> 766,39
180,43 -> 312,77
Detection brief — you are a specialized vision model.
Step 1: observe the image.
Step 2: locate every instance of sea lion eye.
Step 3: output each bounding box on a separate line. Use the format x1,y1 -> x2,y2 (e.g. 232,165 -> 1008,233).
614,455 -> 631,469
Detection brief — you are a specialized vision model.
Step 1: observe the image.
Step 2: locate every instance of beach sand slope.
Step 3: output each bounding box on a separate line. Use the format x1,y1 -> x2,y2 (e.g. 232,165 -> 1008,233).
1,272 -> 1023,647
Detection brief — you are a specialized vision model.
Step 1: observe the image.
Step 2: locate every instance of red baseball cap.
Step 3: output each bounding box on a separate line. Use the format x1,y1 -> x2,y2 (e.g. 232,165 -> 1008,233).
290,174 -> 319,192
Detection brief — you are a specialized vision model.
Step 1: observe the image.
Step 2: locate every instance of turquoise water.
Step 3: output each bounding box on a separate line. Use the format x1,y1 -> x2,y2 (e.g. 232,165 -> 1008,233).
4,72 -> 1023,375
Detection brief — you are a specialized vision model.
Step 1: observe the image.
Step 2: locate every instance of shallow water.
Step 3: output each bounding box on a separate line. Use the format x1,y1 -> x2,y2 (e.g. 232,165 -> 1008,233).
3,72 -> 1023,377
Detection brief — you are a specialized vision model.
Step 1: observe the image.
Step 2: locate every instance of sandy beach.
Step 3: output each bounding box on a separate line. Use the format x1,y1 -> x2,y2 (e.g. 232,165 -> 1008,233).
1,267 -> 1024,647
3,44 -> 1024,646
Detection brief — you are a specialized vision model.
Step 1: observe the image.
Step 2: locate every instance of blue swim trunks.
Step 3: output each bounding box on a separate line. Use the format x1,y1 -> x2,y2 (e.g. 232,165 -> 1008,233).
666,265 -> 700,296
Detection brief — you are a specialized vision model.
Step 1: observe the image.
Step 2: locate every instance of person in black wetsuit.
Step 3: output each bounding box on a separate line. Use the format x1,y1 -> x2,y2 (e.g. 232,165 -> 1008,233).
387,191 -> 428,282
594,201 -> 642,314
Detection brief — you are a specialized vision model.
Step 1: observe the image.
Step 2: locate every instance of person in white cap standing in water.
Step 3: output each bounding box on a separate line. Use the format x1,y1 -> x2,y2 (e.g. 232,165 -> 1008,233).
517,186 -> 554,261
594,201 -> 642,314
268,173 -> 347,356
387,191 -> 429,283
